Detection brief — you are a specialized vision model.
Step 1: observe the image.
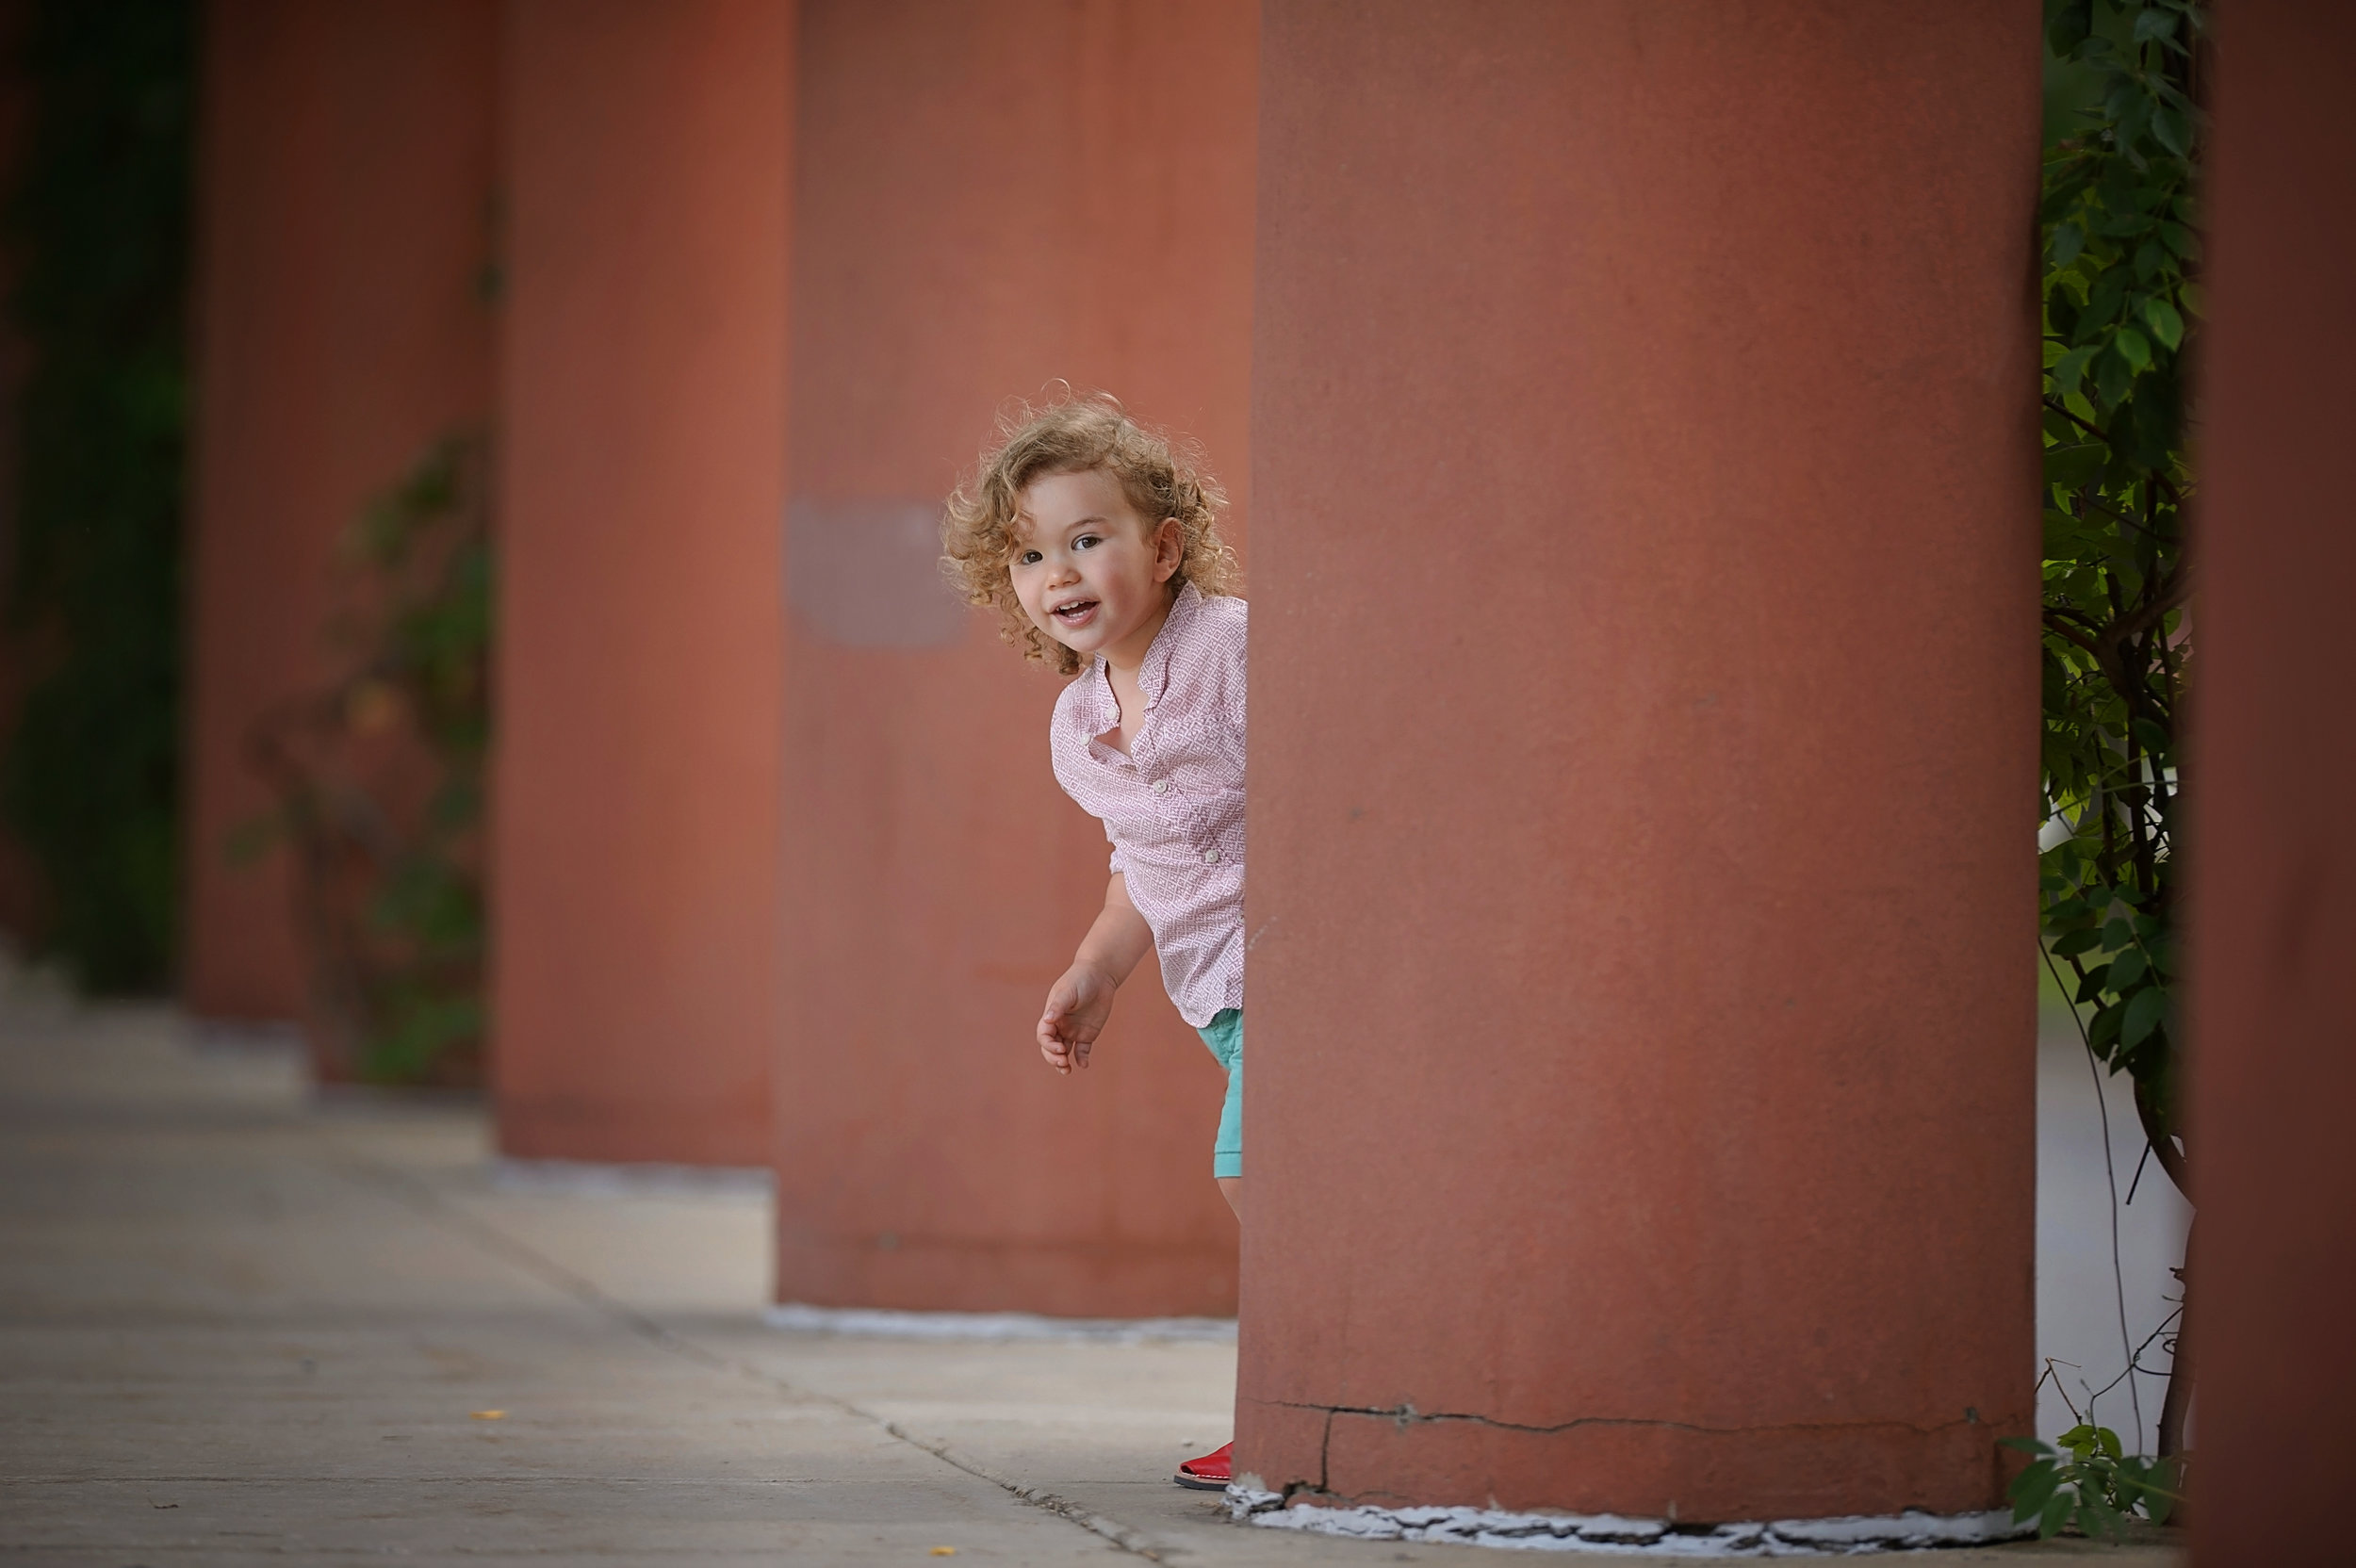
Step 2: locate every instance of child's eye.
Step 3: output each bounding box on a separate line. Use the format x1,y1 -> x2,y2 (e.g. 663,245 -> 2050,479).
1073,533 -> 1101,550
1017,549 -> 1042,565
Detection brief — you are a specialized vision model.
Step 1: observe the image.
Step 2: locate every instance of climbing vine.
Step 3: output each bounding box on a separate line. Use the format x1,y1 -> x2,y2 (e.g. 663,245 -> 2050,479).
0,0 -> 195,990
2036,0 -> 2201,1467
238,436 -> 491,1084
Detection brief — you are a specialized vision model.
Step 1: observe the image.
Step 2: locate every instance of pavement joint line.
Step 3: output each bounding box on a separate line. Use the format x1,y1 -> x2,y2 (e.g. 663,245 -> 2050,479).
878,1420 -> 1170,1562
312,1135 -> 1178,1563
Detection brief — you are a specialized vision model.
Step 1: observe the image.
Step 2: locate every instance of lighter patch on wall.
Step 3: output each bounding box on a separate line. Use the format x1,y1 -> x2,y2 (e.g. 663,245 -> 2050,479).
786,498 -> 970,647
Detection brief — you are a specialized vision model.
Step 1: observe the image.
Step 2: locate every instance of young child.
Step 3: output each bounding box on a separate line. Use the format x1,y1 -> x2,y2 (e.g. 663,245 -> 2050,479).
942,394 -> 1246,1492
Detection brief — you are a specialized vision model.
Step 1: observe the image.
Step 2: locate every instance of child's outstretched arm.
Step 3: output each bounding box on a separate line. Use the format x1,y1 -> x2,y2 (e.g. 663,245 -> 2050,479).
1039,874 -> 1153,1075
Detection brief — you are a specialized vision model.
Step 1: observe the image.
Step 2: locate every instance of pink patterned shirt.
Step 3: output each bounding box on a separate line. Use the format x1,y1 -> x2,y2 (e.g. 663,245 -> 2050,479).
1049,583 -> 1247,1028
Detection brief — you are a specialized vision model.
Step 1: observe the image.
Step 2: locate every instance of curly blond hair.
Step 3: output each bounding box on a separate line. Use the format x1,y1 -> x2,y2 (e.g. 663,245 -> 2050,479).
942,392 -> 1237,677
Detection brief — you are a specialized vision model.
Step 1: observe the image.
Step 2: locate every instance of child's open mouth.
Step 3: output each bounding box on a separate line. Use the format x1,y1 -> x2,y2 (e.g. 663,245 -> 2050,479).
1052,599 -> 1099,628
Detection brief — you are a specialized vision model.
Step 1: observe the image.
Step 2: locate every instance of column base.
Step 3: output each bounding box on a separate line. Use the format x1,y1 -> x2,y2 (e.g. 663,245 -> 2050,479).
1225,1486 -> 2029,1556
763,1302 -> 1234,1345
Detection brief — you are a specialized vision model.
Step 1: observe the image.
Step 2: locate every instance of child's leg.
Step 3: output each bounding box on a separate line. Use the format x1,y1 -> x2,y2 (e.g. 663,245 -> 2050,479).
1201,1009 -> 1244,1216
1181,1016 -> 1244,1492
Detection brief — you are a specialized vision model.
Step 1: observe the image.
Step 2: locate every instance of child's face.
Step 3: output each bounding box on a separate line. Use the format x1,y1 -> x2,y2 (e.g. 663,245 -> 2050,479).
1008,468 -> 1182,667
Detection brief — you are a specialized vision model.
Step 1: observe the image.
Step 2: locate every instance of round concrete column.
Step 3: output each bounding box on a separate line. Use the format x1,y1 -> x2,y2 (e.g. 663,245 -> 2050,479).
2191,6 -> 2356,1560
773,0 -> 1255,1315
187,0 -> 497,1030
492,0 -> 792,1164
1241,3 -> 2041,1521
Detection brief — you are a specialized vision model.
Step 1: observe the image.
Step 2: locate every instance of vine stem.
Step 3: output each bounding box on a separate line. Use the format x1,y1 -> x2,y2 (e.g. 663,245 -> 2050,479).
2042,941 -> 2145,1449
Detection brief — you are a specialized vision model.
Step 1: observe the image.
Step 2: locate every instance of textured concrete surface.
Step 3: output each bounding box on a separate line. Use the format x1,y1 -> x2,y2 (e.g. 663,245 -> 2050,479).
0,974 -> 2176,1563
775,0 -> 1256,1319
492,0 -> 791,1167
2191,5 -> 2356,1560
1245,0 -> 2043,1519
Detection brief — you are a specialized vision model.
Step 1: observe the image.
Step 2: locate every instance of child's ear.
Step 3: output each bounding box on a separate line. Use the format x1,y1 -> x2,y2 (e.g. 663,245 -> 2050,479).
1152,516 -> 1184,582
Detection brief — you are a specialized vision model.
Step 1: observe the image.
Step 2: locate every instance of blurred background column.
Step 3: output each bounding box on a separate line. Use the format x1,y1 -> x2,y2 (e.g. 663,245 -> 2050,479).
1242,1 -> 2041,1521
773,0 -> 1255,1314
2191,5 -> 2356,1560
492,0 -> 791,1164
186,0 -> 496,1032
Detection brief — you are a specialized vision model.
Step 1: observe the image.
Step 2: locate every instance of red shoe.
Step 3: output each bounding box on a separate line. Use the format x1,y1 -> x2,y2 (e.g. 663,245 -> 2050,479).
1174,1440 -> 1233,1490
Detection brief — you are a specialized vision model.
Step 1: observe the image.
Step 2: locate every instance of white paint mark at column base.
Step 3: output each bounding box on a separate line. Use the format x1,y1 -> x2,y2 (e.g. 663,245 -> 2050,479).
763,1303 -> 1236,1345
1224,1487 -> 2031,1556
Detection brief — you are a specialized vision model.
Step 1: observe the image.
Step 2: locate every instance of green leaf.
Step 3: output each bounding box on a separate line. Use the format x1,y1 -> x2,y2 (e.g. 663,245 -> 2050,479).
2095,346 -> 2135,407
2108,948 -> 2149,988
2133,7 -> 2179,42
2141,297 -> 2184,351
2093,1426 -> 2123,1460
2044,443 -> 2109,490
2047,0 -> 2094,55
2089,1003 -> 2124,1052
2082,269 -> 2129,331
2122,985 -> 2168,1047
2100,916 -> 2135,953
2050,345 -> 2098,399
2051,221 -> 2086,268
2134,240 -> 2168,283
2115,326 -> 2152,371
2142,1457 -> 2181,1525
2078,1495 -> 2124,1542
2038,1489 -> 2073,1540
2052,928 -> 2102,957
2009,1459 -> 2063,1521
2151,106 -> 2191,156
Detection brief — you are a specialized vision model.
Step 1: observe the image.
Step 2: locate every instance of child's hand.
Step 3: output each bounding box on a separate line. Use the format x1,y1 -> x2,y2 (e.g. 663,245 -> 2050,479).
1039,962 -> 1118,1075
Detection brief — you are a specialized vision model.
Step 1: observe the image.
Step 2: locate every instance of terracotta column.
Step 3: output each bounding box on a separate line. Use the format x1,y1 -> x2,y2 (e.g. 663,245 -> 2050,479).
187,0 -> 497,1023
773,0 -> 1255,1315
492,0 -> 792,1164
2190,7 -> 2356,1560
1240,3 -> 2041,1522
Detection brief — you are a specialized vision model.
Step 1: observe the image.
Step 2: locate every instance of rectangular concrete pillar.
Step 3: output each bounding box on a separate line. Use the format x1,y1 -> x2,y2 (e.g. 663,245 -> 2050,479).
772,0 -> 1255,1315
1240,3 -> 2042,1522
492,0 -> 792,1164
187,0 -> 497,1031
2190,7 -> 2356,1561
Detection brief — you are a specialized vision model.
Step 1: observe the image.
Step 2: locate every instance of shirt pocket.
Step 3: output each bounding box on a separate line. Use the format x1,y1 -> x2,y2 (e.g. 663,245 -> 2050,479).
1168,706 -> 1246,862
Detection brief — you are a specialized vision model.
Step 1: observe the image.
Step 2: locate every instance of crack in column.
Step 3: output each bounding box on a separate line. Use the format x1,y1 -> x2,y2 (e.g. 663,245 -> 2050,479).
1271,1397 -> 2011,1441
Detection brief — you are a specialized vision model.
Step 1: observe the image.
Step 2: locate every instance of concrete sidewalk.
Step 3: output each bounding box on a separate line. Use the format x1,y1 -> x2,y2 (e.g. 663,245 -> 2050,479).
0,982 -> 2176,1565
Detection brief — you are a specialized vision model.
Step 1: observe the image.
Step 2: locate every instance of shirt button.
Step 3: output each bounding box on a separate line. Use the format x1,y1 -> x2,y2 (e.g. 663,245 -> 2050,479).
1203,847 -> 1220,864
1152,779 -> 1170,795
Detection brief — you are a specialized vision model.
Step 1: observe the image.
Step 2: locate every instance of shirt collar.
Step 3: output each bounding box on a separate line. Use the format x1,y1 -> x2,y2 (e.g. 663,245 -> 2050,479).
1079,581 -> 1200,731
1131,581 -> 1201,709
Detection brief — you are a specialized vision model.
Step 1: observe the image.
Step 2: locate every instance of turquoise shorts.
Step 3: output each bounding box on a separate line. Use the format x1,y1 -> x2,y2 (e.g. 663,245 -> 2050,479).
1199,1008 -> 1243,1179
